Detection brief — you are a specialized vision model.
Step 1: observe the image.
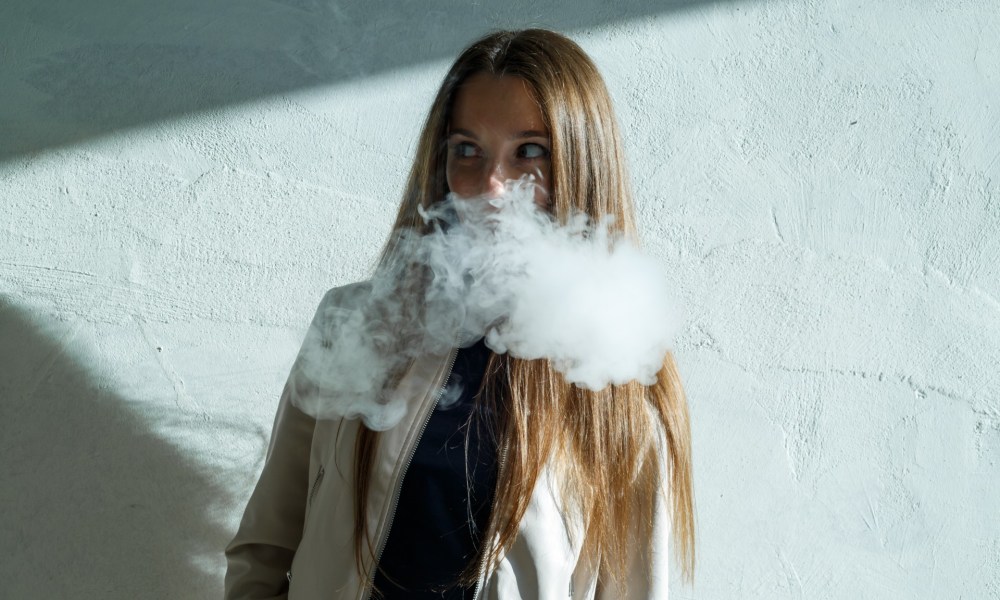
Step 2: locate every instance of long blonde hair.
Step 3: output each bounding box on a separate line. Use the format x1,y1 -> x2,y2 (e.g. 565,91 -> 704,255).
356,28 -> 694,591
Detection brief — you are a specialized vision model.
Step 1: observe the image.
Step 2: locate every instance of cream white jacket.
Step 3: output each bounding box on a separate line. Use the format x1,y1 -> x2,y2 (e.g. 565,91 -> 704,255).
225,286 -> 672,599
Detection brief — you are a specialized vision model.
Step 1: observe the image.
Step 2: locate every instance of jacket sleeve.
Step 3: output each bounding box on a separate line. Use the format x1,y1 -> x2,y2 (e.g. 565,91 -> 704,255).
224,380 -> 316,599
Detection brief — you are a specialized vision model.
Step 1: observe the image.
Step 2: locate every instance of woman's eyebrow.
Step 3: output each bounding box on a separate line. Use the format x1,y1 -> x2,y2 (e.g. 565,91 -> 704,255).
448,129 -> 550,140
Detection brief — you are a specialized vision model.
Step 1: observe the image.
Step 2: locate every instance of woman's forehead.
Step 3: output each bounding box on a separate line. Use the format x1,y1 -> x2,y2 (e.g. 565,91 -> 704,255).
449,73 -> 548,137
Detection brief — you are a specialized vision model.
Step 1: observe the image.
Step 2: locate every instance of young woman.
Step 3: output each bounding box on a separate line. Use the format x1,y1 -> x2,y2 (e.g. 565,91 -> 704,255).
225,29 -> 694,599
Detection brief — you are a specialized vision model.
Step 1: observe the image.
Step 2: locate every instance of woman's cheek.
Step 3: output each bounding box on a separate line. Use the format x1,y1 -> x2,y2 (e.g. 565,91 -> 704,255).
446,163 -> 473,198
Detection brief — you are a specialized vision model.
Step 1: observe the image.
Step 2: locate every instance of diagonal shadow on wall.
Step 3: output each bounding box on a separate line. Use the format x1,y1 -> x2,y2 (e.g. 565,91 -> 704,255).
0,0 -> 736,162
0,297 -> 262,598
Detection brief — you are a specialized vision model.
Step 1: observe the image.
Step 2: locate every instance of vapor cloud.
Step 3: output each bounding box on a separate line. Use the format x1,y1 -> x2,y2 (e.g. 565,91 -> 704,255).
289,179 -> 680,430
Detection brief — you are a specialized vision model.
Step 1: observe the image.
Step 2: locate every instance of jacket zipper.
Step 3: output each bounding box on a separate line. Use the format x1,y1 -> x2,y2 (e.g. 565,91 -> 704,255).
362,349 -> 459,599
471,441 -> 508,600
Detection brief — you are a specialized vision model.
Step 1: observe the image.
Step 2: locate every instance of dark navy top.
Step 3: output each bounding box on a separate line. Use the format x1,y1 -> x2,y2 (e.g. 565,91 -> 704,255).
373,339 -> 499,599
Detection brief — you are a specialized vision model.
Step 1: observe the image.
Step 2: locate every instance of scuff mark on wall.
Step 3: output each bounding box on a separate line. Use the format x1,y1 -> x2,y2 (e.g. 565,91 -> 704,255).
4,261 -> 213,324
19,318 -> 83,402
135,316 -> 202,414
770,206 -> 785,244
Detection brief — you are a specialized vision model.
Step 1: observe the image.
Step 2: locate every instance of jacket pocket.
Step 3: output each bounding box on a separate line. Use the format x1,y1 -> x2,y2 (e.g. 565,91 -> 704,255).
308,465 -> 325,505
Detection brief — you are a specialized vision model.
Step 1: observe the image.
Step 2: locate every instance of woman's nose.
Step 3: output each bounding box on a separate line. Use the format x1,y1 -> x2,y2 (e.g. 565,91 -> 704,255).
483,160 -> 507,197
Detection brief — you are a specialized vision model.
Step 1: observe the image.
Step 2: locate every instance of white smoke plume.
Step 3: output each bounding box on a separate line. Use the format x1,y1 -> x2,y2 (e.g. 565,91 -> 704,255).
289,178 -> 681,430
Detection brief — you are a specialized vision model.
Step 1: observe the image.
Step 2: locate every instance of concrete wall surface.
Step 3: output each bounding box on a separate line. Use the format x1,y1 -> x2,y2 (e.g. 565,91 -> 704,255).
1,1 -> 997,598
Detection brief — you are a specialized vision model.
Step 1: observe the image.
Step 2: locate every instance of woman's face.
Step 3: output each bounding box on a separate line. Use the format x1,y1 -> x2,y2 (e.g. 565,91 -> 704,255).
446,73 -> 551,206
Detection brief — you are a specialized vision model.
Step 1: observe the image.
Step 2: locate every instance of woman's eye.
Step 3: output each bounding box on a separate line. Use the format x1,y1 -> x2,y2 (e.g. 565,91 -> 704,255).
517,143 -> 549,159
452,142 -> 479,159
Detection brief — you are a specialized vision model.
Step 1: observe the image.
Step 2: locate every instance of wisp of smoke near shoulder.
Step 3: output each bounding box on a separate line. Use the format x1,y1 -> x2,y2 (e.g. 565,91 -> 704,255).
288,178 -> 681,430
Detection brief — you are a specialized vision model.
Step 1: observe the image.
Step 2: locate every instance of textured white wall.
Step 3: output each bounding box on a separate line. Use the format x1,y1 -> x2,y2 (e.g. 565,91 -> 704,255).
2,1 -> 998,598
